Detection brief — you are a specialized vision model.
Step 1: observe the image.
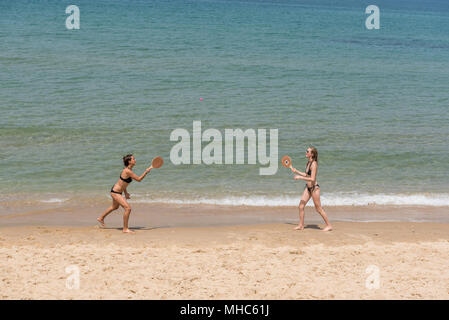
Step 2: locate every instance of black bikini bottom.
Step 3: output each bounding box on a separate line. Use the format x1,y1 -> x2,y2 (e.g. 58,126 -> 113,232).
306,184 -> 320,194
110,186 -> 122,194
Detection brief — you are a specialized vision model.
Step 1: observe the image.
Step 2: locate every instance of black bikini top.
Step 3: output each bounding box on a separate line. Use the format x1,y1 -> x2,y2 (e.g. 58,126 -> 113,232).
306,161 -> 314,176
120,175 -> 132,183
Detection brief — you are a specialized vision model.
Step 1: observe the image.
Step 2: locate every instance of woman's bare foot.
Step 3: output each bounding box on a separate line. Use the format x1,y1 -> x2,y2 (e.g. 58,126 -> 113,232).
97,217 -> 105,227
322,225 -> 333,232
123,228 -> 135,234
294,224 -> 304,230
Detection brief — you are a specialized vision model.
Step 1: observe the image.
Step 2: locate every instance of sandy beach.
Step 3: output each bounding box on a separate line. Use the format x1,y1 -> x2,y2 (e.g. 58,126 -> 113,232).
1,220 -> 448,300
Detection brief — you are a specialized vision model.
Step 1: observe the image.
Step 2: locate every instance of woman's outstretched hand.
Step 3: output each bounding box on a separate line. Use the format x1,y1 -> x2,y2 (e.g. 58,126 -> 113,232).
290,166 -> 296,173
294,175 -> 302,180
146,166 -> 153,172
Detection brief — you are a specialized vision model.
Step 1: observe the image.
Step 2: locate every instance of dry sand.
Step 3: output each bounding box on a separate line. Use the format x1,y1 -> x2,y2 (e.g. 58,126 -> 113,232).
0,222 -> 448,299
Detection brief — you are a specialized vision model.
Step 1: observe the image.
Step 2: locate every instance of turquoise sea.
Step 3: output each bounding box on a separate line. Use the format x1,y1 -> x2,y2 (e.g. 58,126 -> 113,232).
1,0 -> 449,207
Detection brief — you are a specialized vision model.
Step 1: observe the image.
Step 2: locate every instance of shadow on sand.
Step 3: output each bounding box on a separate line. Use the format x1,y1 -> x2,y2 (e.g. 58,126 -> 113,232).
98,225 -> 172,231
285,222 -> 321,230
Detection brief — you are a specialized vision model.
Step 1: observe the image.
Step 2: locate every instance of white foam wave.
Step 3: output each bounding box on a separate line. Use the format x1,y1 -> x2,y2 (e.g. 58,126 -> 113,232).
132,193 -> 449,207
40,198 -> 69,203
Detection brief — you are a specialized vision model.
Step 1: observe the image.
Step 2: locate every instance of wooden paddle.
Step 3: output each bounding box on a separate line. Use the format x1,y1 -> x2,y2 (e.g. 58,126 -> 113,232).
281,155 -> 292,169
151,156 -> 164,169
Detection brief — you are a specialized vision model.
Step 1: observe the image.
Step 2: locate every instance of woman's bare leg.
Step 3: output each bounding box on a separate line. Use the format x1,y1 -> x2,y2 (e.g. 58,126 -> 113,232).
295,189 -> 311,230
311,188 -> 332,231
97,198 -> 120,227
109,194 -> 135,233
122,206 -> 133,233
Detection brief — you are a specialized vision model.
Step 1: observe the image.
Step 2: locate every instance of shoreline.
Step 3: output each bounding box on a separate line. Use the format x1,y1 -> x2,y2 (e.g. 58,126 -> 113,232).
3,190 -> 449,207
1,222 -> 448,299
1,202 -> 449,228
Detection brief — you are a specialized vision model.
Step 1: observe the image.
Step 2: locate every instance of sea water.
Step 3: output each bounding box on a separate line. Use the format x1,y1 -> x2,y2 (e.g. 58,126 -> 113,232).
1,0 -> 448,207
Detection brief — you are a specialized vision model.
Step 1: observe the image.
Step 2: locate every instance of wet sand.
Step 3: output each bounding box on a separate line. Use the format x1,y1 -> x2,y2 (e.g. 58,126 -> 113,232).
1,200 -> 449,228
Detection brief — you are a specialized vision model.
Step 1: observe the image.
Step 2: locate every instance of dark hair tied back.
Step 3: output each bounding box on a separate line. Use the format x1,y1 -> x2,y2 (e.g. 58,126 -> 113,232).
123,154 -> 133,167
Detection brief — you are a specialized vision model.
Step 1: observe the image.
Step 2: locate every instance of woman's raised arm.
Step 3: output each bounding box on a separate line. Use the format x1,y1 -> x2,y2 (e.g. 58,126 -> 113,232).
125,166 -> 152,182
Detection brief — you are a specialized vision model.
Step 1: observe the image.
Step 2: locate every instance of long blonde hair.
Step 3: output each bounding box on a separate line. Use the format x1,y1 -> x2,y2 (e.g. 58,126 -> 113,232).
309,146 -> 318,162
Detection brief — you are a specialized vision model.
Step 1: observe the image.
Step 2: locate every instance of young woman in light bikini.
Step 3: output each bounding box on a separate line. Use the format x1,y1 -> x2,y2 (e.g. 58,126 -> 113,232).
97,154 -> 153,233
290,147 -> 332,231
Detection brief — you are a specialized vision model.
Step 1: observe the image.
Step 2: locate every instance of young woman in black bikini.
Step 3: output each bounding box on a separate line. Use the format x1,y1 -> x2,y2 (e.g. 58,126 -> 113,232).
290,147 -> 332,231
97,154 -> 153,233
